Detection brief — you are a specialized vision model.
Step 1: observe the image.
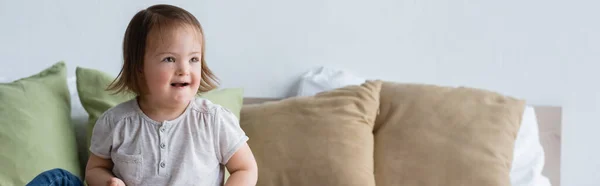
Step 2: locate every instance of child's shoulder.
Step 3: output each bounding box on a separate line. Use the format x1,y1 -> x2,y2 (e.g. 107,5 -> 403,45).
99,98 -> 139,122
190,97 -> 236,116
191,97 -> 223,114
190,97 -> 239,125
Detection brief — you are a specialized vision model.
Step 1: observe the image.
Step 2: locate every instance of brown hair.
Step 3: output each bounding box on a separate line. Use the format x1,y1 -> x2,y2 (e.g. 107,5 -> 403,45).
107,4 -> 218,95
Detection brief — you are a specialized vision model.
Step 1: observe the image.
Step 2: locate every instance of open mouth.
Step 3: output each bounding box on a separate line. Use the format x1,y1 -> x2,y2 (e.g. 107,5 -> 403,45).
170,82 -> 190,87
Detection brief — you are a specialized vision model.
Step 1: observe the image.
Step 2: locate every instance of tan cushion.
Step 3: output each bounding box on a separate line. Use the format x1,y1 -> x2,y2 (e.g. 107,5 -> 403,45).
240,80 -> 382,186
374,82 -> 525,186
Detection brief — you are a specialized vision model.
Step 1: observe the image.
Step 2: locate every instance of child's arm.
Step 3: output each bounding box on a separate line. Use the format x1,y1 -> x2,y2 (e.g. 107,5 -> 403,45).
85,154 -> 125,186
224,143 -> 258,186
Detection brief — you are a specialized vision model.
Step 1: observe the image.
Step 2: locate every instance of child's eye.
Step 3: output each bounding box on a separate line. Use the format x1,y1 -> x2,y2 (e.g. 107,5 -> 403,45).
162,57 -> 175,62
190,57 -> 200,63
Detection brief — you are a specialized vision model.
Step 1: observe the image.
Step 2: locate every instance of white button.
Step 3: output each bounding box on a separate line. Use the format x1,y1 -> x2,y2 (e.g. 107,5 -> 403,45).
160,143 -> 166,149
160,162 -> 166,168
160,128 -> 165,133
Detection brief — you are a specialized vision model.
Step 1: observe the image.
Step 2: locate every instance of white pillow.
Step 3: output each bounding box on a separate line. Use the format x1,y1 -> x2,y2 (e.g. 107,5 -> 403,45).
510,106 -> 552,186
296,66 -> 366,97
295,66 -> 551,186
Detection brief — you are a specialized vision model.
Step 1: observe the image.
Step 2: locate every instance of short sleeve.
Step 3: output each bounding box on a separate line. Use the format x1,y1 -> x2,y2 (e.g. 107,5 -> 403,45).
89,112 -> 114,159
213,107 -> 249,164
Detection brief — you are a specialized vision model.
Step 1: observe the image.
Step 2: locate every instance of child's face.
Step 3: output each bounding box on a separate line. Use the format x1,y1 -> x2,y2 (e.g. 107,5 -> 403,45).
142,25 -> 203,106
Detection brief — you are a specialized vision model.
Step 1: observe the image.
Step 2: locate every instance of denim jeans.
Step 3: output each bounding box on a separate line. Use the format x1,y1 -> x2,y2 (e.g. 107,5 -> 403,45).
26,168 -> 83,186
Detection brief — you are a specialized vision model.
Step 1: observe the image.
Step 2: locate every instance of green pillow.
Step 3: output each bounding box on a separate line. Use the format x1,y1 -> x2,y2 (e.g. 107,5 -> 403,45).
75,67 -> 244,148
0,62 -> 81,185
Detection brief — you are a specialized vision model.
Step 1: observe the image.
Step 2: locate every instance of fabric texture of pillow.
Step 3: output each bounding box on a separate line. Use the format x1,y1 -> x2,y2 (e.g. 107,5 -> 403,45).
240,80 -> 382,186
0,62 -> 81,186
375,82 -> 525,186
295,66 -> 551,186
75,66 -> 244,148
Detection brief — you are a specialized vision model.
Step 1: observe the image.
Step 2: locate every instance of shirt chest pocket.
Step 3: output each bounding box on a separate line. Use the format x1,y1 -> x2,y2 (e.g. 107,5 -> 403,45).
112,152 -> 143,186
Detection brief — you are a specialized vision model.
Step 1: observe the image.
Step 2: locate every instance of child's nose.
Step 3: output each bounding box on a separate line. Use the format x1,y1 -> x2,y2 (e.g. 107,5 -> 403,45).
175,63 -> 190,76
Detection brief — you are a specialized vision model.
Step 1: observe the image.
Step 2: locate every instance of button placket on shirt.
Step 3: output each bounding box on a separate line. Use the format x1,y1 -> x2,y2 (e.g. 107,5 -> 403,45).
158,121 -> 168,175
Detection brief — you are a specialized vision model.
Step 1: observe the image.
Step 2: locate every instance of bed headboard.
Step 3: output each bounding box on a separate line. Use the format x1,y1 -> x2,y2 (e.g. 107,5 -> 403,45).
242,98 -> 562,186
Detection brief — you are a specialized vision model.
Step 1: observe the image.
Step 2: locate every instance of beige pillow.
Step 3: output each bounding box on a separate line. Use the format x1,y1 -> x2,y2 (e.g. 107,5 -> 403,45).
374,82 -> 525,186
240,80 -> 382,186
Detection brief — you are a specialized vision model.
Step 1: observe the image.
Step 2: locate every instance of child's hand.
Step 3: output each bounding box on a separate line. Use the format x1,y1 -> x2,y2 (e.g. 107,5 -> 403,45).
107,177 -> 126,186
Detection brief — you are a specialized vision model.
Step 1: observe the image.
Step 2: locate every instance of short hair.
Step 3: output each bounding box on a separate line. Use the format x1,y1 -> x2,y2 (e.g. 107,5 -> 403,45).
107,4 -> 218,95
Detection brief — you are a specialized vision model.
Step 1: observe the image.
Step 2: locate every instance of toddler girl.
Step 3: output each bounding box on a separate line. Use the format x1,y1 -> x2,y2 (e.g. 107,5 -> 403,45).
85,4 -> 258,186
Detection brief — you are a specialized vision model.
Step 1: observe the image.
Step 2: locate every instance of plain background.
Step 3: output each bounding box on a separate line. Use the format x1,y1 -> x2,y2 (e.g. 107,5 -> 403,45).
1,0 -> 598,185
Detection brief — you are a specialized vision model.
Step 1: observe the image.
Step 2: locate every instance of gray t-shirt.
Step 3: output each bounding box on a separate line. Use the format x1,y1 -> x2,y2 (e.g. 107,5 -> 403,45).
89,97 -> 248,186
